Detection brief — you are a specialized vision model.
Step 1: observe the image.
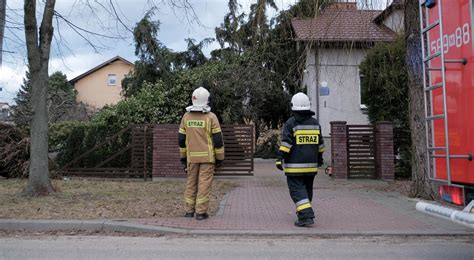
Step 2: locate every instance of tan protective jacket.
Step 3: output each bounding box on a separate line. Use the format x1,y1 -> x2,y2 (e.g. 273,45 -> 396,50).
178,112 -> 224,163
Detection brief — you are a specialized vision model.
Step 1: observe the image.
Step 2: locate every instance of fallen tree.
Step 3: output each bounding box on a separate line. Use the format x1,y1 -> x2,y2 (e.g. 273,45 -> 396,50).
0,123 -> 29,178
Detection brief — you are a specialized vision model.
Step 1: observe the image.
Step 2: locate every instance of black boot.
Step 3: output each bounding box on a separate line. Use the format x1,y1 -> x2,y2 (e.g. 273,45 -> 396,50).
184,212 -> 194,218
294,218 -> 314,227
195,213 -> 209,220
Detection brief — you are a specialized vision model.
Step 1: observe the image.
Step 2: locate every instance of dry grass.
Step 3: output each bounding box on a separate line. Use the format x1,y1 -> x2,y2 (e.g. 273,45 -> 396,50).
0,178 -> 236,220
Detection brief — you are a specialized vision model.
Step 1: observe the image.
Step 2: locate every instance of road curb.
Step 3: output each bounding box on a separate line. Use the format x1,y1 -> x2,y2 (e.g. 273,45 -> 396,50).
0,219 -> 186,234
1,219 -> 474,237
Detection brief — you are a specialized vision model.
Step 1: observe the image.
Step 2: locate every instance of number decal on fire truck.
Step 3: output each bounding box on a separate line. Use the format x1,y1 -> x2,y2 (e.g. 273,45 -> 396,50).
430,23 -> 470,54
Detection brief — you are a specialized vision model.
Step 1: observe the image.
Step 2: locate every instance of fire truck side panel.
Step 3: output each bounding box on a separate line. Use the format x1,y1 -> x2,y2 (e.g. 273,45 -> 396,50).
427,0 -> 474,185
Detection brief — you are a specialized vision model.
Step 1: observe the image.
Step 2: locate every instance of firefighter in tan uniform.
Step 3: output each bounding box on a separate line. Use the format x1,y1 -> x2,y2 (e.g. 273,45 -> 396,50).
178,87 -> 224,220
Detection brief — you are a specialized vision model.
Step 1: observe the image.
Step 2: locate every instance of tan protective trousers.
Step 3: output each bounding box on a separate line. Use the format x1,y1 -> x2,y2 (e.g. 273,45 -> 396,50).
184,163 -> 215,214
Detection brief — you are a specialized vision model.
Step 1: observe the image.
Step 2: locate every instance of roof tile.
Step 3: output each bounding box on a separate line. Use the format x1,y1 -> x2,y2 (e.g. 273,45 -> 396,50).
291,9 -> 396,43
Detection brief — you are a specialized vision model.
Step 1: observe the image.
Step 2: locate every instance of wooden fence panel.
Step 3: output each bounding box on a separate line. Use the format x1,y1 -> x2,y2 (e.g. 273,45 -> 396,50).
153,124 -> 254,178
60,124 -> 254,179
60,124 -> 153,179
347,125 -> 376,179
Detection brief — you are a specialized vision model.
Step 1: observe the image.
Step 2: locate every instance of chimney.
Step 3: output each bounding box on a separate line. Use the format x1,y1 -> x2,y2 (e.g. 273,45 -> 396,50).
328,0 -> 357,10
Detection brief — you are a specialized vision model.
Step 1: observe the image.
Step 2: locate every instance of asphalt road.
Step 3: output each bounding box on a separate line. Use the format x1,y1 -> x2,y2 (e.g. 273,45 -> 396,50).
1,235 -> 473,259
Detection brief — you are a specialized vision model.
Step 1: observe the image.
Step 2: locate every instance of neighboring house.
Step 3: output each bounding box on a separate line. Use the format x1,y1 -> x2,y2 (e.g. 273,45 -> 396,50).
0,102 -> 12,123
291,0 -> 403,138
70,56 -> 134,109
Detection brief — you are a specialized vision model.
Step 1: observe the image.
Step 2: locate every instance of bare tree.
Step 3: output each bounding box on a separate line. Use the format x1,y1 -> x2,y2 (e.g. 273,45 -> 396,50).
0,0 -> 6,67
9,0 -> 197,196
22,0 -> 56,195
404,0 -> 435,199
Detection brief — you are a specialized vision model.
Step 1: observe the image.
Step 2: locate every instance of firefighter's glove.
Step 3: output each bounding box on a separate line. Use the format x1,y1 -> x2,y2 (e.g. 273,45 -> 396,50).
318,155 -> 324,167
275,160 -> 283,171
180,158 -> 187,173
180,158 -> 187,167
215,159 -> 224,168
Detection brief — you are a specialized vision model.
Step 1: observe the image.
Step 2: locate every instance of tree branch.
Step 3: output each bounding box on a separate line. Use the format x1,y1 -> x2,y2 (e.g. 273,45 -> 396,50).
23,0 -> 39,69
39,0 -> 56,61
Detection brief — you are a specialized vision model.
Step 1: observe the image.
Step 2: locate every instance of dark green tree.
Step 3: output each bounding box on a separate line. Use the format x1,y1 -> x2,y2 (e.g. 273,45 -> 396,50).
12,71 -> 33,127
173,38 -> 213,69
359,37 -> 411,178
122,11 -> 173,97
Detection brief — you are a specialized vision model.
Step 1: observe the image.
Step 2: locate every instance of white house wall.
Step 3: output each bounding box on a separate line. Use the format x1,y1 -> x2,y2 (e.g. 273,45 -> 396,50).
316,47 -> 369,136
383,9 -> 404,34
301,47 -> 318,113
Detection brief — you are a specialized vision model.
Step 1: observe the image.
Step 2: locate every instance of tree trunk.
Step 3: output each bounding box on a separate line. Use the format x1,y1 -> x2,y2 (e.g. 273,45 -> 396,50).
404,0 -> 436,199
0,0 -> 6,67
23,0 -> 56,196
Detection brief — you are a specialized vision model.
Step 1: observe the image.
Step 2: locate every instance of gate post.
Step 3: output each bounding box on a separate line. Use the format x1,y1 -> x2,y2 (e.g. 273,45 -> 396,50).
330,121 -> 348,179
375,121 -> 395,181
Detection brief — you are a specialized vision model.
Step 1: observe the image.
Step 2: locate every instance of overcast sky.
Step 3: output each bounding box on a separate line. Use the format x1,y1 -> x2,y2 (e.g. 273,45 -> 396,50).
0,0 -> 390,104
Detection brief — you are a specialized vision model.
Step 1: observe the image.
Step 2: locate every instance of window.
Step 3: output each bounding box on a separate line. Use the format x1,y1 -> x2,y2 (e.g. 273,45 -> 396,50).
359,72 -> 368,110
107,74 -> 117,86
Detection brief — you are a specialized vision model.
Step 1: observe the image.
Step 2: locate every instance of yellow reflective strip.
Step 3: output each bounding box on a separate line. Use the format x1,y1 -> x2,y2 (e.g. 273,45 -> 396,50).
185,198 -> 195,204
275,161 -> 282,165
212,128 -> 221,133
294,130 -> 320,136
215,147 -> 224,154
284,167 -> 318,173
190,152 -> 209,157
319,147 -> 326,152
296,203 -> 312,212
207,117 -> 213,162
279,146 -> 290,153
179,148 -> 187,152
179,128 -> 186,134
196,197 -> 209,204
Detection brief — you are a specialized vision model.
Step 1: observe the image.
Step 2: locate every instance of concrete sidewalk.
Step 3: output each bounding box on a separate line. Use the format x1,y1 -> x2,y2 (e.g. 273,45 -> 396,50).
1,160 -> 473,236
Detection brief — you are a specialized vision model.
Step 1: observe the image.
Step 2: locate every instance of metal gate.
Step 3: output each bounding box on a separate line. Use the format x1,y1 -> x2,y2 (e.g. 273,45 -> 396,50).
347,125 -> 376,179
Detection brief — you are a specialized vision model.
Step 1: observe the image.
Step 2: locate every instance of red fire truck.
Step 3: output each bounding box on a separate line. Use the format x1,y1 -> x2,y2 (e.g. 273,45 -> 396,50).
416,0 -> 474,227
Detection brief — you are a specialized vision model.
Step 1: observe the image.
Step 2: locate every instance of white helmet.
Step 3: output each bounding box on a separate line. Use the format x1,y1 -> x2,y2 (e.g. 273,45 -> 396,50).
186,87 -> 211,112
291,92 -> 311,111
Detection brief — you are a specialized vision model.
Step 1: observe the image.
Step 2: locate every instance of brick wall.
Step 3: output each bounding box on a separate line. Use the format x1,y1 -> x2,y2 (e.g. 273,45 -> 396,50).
375,122 -> 395,181
153,124 -> 185,178
330,121 -> 348,179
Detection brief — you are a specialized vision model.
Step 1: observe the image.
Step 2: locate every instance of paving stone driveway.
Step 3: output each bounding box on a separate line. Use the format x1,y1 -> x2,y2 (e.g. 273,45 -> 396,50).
134,160 -> 473,234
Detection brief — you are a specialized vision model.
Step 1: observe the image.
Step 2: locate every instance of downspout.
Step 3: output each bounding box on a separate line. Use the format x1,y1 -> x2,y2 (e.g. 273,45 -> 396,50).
315,43 -> 320,120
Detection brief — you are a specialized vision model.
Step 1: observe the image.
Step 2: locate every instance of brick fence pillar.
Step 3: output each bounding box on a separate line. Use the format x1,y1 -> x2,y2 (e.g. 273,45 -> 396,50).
375,121 -> 395,181
330,121 -> 348,179
153,124 -> 185,178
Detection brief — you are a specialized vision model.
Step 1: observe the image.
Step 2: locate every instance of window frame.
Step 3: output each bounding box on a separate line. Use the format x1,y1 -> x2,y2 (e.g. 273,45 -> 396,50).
107,74 -> 117,86
359,71 -> 368,110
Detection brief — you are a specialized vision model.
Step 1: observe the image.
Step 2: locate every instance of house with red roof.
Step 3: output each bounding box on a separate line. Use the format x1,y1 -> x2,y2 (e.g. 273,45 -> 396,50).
291,0 -> 403,157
